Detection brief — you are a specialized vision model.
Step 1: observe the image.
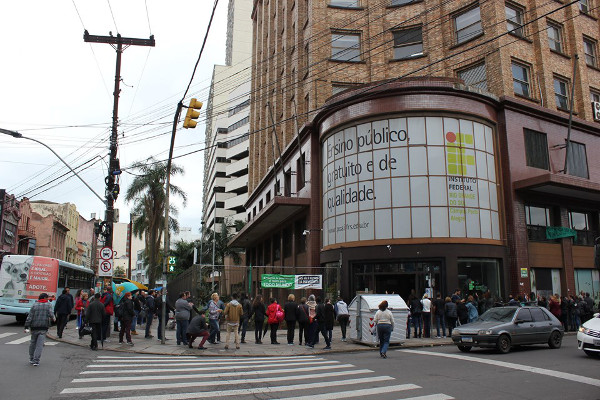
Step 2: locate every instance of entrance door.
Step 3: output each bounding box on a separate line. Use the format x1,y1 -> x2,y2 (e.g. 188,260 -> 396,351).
376,274 -> 416,299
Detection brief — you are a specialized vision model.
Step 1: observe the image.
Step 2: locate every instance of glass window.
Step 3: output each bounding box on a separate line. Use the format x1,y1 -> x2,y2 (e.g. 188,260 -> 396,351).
516,309 -> 533,322
506,4 -> 524,37
579,0 -> 590,13
393,27 -> 423,59
331,33 -> 361,61
512,62 -> 530,97
457,258 -> 502,299
590,90 -> 600,103
584,37 -> 597,67
458,62 -> 487,90
525,205 -> 551,226
330,0 -> 360,7
569,211 -> 589,230
547,23 -> 563,52
554,77 -> 569,110
524,129 -> 549,170
566,141 -> 589,178
455,6 -> 483,45
530,308 -> 546,322
391,0 -> 414,5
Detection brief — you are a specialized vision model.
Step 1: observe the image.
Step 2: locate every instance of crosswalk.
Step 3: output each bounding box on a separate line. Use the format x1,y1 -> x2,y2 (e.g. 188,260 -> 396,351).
58,354 -> 454,400
0,332 -> 59,345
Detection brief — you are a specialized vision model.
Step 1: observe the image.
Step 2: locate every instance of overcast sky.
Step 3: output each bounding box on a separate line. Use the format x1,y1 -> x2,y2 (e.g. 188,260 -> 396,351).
0,1 -> 229,233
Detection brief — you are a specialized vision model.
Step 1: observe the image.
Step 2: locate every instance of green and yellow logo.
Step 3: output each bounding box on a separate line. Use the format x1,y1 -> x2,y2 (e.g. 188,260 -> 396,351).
445,131 -> 474,175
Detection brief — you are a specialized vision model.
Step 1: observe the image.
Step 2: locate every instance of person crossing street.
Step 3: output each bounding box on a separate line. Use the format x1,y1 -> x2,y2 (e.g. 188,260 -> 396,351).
24,293 -> 56,366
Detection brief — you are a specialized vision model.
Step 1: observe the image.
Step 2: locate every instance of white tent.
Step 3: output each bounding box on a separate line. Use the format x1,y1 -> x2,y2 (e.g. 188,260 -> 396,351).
348,294 -> 409,346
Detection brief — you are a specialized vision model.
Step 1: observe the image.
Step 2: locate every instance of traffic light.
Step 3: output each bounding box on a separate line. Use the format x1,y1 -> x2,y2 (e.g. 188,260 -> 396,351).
183,98 -> 203,129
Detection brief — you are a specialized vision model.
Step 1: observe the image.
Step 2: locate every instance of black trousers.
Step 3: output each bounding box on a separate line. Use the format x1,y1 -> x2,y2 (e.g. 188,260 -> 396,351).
90,322 -> 102,349
255,320 -> 264,342
337,315 -> 349,339
269,323 -> 279,343
56,313 -> 69,337
119,319 -> 132,343
298,321 -> 308,344
286,320 -> 296,344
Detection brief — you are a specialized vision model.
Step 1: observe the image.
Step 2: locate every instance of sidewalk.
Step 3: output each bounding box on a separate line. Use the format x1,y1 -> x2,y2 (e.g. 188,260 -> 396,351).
47,321 -> 454,356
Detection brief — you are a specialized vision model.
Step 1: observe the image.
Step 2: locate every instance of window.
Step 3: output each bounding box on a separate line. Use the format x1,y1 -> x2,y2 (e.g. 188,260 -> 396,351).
296,152 -> 306,191
566,141 -> 589,178
547,22 -> 563,53
554,76 -> 569,110
579,0 -> 590,13
457,62 -> 487,90
393,27 -> 423,59
526,205 -> 551,226
512,61 -> 530,97
454,6 -> 483,45
332,84 -> 356,95
329,0 -> 360,7
590,90 -> 600,103
524,129 -> 549,170
227,116 -> 249,132
284,169 -> 292,196
506,4 -> 524,37
228,99 -> 250,117
516,309 -> 533,322
530,308 -> 548,322
391,0 -> 415,6
283,227 -> 293,258
583,37 -> 597,67
569,211 -> 589,230
331,32 -> 361,61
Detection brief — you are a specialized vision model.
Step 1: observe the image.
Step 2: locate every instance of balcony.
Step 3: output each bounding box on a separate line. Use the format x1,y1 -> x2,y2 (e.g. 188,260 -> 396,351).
224,193 -> 248,211
226,158 -> 248,177
225,175 -> 248,193
18,223 -> 36,239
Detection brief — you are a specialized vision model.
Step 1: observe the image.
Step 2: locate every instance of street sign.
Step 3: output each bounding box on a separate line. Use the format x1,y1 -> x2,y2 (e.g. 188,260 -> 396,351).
100,247 -> 113,260
168,256 -> 177,265
98,259 -> 113,277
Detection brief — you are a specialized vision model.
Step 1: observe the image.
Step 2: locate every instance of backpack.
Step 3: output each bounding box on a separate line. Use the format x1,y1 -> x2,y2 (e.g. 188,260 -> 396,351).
114,303 -> 123,319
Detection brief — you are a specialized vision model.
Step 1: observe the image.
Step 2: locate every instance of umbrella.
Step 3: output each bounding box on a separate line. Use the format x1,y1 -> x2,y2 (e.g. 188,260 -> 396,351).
111,281 -> 140,304
113,277 -> 148,291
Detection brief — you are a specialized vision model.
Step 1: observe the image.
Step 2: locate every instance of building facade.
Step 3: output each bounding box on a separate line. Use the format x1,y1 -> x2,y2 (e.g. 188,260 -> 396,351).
202,0 -> 254,234
232,0 -> 600,303
77,214 -> 100,271
18,198 -> 37,255
30,201 -> 80,264
0,190 -> 21,257
30,211 -> 68,260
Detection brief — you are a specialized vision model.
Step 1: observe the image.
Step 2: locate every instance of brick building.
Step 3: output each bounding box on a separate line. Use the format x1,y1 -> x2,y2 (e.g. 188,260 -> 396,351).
30,201 -> 80,265
231,0 -> 600,303
17,197 -> 36,255
30,211 -> 68,260
0,190 -> 20,257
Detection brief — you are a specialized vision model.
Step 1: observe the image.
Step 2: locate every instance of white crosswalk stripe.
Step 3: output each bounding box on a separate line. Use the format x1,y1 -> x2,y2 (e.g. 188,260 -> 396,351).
59,355 -> 455,400
1,333 -> 59,345
0,332 -> 18,339
6,336 -> 33,344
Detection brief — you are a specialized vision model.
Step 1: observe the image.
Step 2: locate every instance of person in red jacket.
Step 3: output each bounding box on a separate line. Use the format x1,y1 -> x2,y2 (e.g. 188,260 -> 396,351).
266,298 -> 283,345
75,292 -> 89,339
548,294 -> 562,321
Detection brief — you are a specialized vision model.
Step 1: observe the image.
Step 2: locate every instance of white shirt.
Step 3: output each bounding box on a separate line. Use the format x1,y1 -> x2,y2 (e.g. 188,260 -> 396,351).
421,298 -> 431,312
374,309 -> 394,328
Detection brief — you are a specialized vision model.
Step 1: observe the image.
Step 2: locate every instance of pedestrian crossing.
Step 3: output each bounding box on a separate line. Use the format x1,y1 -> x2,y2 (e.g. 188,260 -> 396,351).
0,332 -> 59,345
58,354 -> 455,400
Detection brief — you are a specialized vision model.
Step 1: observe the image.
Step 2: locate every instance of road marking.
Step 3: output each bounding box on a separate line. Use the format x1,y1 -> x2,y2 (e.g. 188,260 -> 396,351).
73,364 -> 355,383
97,355 -> 199,360
87,357 -> 333,368
6,336 -> 31,344
91,376 -> 393,400
0,332 -> 18,339
45,341 -> 58,346
400,395 -> 454,400
81,360 -> 340,374
93,355 -> 320,363
274,384 -> 421,400
62,369 -> 372,394
402,349 -> 600,388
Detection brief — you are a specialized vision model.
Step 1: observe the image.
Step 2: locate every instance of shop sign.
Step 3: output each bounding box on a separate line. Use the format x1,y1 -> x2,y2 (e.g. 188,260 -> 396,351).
520,268 -> 528,278
260,274 -> 322,289
545,226 -> 577,240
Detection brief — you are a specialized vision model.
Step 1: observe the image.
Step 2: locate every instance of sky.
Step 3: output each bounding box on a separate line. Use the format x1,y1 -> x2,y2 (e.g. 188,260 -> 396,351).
0,1 -> 229,233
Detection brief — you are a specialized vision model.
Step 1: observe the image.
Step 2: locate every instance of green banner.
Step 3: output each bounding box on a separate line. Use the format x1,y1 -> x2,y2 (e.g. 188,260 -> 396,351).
261,274 -> 295,289
546,226 -> 577,240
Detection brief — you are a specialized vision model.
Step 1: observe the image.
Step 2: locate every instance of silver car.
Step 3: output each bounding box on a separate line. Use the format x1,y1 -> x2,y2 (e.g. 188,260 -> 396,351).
451,306 -> 564,354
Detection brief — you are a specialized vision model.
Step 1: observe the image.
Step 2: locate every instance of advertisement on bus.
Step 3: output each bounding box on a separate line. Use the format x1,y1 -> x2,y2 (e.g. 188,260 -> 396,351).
0,255 -> 59,299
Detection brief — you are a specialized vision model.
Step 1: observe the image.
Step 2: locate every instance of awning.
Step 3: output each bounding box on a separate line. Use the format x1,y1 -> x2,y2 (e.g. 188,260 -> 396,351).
513,173 -> 600,202
229,196 -> 311,248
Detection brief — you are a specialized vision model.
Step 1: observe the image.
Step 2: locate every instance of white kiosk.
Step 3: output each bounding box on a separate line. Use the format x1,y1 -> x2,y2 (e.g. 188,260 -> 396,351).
348,294 -> 409,346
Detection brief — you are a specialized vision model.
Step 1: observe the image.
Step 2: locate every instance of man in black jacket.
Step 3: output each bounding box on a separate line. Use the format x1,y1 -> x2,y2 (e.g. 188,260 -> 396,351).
54,287 -> 74,338
187,311 -> 209,349
155,290 -> 174,341
144,290 -> 155,338
85,293 -> 105,350
315,297 -> 331,350
118,292 -> 135,345
239,293 -> 252,344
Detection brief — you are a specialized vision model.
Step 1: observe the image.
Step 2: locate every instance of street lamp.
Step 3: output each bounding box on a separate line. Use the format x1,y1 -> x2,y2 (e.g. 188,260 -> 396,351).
0,128 -> 106,206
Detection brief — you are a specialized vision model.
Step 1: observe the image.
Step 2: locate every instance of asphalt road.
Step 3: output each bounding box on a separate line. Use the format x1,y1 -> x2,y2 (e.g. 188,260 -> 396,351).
1,314 -> 599,400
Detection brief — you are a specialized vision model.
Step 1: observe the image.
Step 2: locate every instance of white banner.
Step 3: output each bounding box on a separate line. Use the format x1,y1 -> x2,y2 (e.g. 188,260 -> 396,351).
294,274 -> 322,289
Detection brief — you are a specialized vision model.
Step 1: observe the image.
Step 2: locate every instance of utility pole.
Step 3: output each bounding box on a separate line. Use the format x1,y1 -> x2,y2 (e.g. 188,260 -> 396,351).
83,31 -> 155,249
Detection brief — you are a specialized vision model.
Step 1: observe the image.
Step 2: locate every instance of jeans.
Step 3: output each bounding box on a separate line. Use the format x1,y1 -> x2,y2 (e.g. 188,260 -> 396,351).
56,313 -> 69,337
422,312 -> 431,338
176,319 -> 189,345
29,330 -> 47,363
286,320 -> 296,344
377,323 -> 393,355
435,314 -> 446,337
255,320 -> 264,342
145,312 -> 154,337
338,314 -> 349,339
119,319 -> 132,343
411,314 -> 422,338
208,318 -> 220,343
132,310 -> 139,331
239,316 -> 249,341
157,315 -> 164,340
225,323 -> 240,347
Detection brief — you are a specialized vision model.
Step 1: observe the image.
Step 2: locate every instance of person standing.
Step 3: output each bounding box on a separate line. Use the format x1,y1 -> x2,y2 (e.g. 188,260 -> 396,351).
187,311 -> 209,349
421,294 -> 432,338
144,290 -> 155,338
54,288 -> 74,338
239,293 -> 252,344
85,293 -> 105,350
224,293 -> 243,350
305,295 -> 318,347
131,291 -> 142,336
101,286 -> 114,342
284,294 -> 298,345
266,298 -> 283,345
457,299 -> 468,326
324,298 -> 335,344
444,296 -> 457,336
175,292 -> 192,346
374,300 -> 394,358
548,294 -> 561,320
155,290 -> 174,341
466,295 -> 479,323
75,292 -> 89,339
216,296 -> 226,343
297,297 -> 310,345
24,293 -> 56,366
315,297 -> 332,349
252,295 -> 266,344
207,293 -> 222,344
432,293 -> 446,338
335,297 -> 349,342
409,294 -> 422,338
118,292 -> 135,346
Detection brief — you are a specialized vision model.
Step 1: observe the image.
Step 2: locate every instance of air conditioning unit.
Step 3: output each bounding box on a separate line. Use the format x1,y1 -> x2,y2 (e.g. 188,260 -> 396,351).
593,101 -> 600,121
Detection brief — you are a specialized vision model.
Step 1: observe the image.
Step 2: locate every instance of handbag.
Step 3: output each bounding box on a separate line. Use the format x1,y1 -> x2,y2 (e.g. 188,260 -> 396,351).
80,325 -> 93,336
275,309 -> 284,323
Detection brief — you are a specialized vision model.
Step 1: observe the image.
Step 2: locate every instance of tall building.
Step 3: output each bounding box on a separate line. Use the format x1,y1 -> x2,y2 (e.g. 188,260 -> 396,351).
30,201 -> 80,264
232,0 -> 600,302
0,190 -> 20,256
202,0 -> 254,234
77,214 -> 100,271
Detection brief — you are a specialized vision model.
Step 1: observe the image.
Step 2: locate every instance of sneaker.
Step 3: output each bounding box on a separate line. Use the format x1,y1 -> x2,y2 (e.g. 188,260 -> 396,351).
29,360 -> 34,365
127,342 -> 134,346
323,346 -> 331,350
145,335 -> 153,339
198,346 -> 207,350
236,345 -> 240,349
240,340 -> 246,344
104,339 -> 111,343
288,343 -> 294,345
119,341 -> 124,344
32,363 -> 39,366
131,331 -> 138,335
224,345 -> 229,349
436,336 -> 441,339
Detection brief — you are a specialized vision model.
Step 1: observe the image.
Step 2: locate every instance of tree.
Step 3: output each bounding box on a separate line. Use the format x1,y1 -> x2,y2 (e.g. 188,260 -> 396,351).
170,239 -> 200,275
125,157 -> 187,288
113,265 -> 126,278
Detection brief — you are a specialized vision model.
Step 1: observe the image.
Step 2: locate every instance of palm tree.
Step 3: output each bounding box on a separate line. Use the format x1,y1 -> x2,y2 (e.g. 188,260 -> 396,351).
170,239 -> 200,275
125,157 -> 186,288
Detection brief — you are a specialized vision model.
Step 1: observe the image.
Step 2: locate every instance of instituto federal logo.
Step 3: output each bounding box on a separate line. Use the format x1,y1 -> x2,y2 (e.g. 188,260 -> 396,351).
445,131 -> 475,175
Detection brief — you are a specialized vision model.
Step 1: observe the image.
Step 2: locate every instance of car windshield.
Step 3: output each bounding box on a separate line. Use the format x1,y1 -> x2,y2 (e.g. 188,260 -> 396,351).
478,308 -> 516,322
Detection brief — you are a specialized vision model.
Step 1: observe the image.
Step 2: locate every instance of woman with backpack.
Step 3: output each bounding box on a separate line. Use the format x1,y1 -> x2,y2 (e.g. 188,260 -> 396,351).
252,295 -> 266,344
266,298 -> 283,344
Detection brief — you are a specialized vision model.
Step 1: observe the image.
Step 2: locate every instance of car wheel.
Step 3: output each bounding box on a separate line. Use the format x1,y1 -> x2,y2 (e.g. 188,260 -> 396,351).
583,350 -> 600,358
548,331 -> 562,349
497,334 -> 511,354
457,345 -> 472,353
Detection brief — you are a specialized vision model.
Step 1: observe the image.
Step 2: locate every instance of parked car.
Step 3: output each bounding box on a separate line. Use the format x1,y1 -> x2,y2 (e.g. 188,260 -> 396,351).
577,313 -> 600,358
451,306 -> 564,354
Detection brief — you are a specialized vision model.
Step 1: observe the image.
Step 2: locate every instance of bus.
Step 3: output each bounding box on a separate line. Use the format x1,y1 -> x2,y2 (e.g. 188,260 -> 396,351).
0,255 -> 95,322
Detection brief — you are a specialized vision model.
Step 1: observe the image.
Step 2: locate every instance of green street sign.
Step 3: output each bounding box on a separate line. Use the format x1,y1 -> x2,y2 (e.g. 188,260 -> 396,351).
168,256 -> 177,265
